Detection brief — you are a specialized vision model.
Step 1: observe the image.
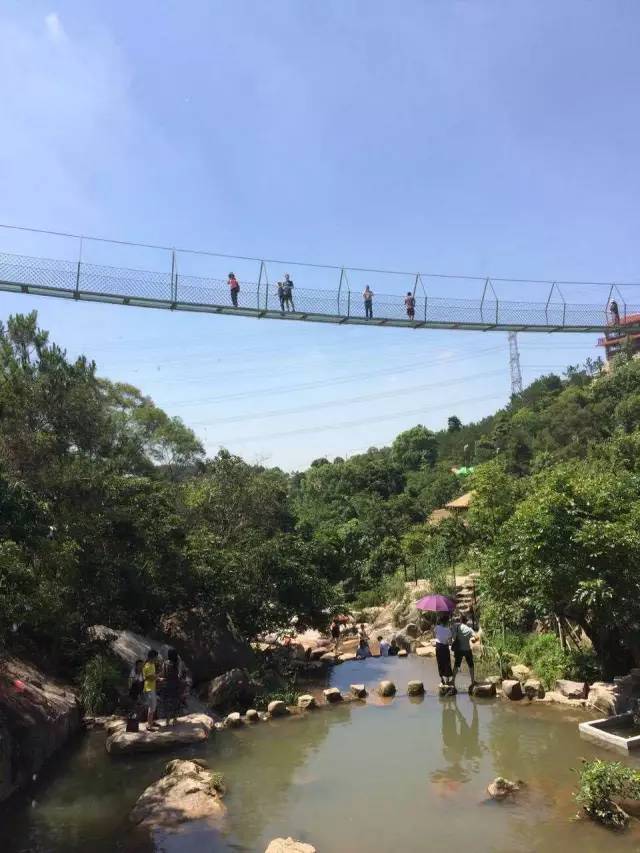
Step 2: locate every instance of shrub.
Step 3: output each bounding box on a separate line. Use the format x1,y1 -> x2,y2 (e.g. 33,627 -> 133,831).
575,759 -> 640,828
476,630 -> 524,680
566,647 -> 600,683
519,633 -> 568,689
353,572 -> 406,610
79,654 -> 122,714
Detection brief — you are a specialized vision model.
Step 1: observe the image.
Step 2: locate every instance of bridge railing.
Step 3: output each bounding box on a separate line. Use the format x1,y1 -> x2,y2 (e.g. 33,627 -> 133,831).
0,249 -> 638,330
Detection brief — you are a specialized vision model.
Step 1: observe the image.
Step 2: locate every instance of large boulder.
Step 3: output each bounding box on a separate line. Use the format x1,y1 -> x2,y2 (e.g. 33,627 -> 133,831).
416,646 -> 435,658
206,668 -> 256,711
509,664 -> 531,682
130,758 -> 225,829
106,714 -> 214,755
0,657 -> 81,803
265,839 -> 316,853
501,679 -> 523,701
523,679 -> 545,700
404,622 -> 420,638
556,679 -> 588,700
391,632 -> 412,652
159,611 -> 255,684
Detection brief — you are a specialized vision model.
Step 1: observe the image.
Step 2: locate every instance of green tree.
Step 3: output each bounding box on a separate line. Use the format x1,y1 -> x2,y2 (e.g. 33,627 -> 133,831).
392,425 -> 438,470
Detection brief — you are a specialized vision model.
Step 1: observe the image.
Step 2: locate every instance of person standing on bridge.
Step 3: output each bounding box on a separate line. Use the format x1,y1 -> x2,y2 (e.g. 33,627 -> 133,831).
283,273 -> 295,312
228,272 -> 240,308
610,299 -> 620,326
404,291 -> 416,320
277,281 -> 286,313
363,285 -> 374,319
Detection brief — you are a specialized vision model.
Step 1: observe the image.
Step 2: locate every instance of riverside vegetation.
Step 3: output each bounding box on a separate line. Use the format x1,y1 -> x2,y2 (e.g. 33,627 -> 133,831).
2,312 -> 640,701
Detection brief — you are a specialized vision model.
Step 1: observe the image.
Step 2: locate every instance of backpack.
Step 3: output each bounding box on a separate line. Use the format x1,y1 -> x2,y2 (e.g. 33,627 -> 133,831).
126,712 -> 140,733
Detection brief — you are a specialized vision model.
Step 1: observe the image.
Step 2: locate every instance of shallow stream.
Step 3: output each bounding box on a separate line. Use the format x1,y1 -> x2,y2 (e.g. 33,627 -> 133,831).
5,657 -> 640,852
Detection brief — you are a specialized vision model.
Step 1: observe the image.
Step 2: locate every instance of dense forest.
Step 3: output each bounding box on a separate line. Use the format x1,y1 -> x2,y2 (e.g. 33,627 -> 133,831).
2,311 -> 640,683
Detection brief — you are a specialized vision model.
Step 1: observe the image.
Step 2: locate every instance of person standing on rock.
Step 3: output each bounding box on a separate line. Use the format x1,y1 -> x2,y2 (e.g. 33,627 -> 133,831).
451,614 -> 476,689
434,614 -> 453,686
162,648 -> 184,727
143,649 -> 160,731
330,618 -> 342,651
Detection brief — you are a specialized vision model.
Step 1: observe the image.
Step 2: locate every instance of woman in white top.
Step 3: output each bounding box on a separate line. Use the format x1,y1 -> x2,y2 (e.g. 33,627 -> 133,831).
434,614 -> 453,685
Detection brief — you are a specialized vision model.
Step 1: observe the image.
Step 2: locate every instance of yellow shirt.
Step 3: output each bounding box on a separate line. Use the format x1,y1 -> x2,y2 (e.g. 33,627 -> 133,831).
142,661 -> 157,692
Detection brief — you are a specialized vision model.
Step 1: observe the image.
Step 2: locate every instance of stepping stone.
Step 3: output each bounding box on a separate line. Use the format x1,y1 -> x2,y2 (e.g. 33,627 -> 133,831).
407,680 -> 425,696
438,684 -> 457,697
501,679 -> 523,701
106,714 -> 214,755
397,649 -> 408,657
469,682 -> 496,698
350,684 -> 367,699
323,688 -> 343,704
378,680 -> 396,697
297,694 -> 317,710
245,709 -> 260,722
225,712 -> 243,728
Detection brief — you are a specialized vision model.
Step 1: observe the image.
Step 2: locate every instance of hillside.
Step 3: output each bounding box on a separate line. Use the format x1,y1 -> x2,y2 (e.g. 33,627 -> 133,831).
1,311 -> 639,685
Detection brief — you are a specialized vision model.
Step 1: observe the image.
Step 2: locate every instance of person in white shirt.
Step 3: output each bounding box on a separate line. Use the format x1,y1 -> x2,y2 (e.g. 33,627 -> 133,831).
378,636 -> 390,656
434,614 -> 453,685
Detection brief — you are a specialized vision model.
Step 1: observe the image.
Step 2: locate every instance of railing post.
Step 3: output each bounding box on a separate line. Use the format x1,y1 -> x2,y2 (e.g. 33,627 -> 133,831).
170,249 -> 176,303
424,296 -> 428,322
74,236 -> 83,298
338,268 -> 344,315
495,296 -> 499,325
347,289 -> 351,317
257,260 -> 264,310
545,282 -> 555,325
480,278 -> 488,323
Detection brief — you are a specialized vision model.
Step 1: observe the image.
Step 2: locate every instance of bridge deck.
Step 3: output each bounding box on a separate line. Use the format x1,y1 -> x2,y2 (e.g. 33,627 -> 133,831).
0,250 -> 637,334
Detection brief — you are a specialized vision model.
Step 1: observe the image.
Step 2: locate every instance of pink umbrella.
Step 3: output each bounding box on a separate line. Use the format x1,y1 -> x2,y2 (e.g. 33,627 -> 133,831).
415,594 -> 456,612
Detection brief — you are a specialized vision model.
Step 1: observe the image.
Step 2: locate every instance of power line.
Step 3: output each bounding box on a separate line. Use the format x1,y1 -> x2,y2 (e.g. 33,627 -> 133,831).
1,221 -> 638,287
188,369 -> 508,426
211,392 -> 506,445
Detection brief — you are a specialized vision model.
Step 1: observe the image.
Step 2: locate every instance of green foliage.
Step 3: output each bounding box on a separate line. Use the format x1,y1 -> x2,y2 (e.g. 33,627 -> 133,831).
392,425 -> 438,471
79,654 -> 121,714
575,759 -> 640,828
476,631 -> 524,680
519,633 -> 568,689
353,572 -> 406,610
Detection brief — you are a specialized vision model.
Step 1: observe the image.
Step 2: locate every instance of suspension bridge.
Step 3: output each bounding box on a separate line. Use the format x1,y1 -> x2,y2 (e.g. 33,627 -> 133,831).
0,225 -> 638,334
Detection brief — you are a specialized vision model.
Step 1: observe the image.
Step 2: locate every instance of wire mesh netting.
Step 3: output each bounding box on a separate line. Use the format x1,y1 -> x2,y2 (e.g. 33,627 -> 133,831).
1,249 -> 638,330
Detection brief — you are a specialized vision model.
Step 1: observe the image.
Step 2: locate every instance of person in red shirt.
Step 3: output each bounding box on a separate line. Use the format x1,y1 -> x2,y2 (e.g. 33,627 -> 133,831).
228,272 -> 240,307
404,291 -> 416,320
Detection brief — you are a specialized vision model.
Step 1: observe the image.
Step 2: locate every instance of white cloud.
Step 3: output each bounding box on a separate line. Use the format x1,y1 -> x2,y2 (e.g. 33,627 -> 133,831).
44,12 -> 66,44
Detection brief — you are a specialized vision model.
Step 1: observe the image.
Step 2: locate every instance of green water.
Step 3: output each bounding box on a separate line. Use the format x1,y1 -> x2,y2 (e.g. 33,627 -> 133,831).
4,657 -> 640,852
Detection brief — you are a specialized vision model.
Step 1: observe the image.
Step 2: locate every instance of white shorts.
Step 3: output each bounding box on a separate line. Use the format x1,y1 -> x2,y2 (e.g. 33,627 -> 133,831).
144,690 -> 157,712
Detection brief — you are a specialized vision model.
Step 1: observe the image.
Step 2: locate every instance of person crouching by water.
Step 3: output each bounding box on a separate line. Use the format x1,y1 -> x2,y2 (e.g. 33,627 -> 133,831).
355,637 -> 372,659
434,614 -> 453,686
143,649 -> 160,731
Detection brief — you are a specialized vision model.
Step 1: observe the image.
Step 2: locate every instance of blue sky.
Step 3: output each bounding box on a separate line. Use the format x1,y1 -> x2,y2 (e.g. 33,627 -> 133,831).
1,1 -> 637,469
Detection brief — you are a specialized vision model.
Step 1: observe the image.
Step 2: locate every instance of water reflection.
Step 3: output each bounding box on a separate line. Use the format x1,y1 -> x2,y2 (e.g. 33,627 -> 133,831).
431,695 -> 484,789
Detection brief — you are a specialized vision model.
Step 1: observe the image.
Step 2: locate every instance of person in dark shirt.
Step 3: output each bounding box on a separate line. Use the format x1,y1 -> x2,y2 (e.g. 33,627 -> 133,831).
405,292 -> 416,320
